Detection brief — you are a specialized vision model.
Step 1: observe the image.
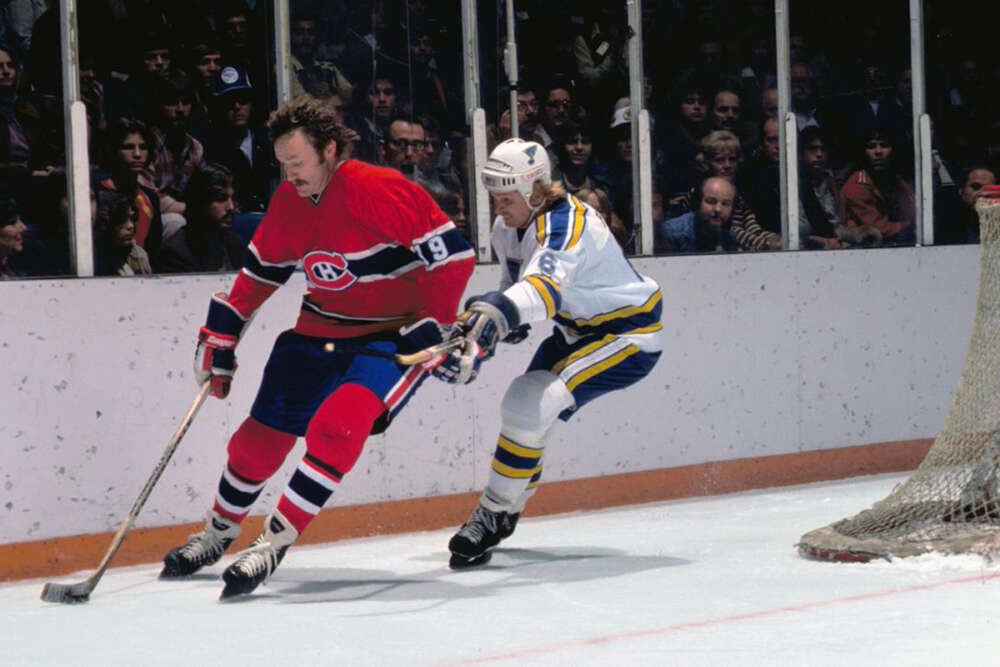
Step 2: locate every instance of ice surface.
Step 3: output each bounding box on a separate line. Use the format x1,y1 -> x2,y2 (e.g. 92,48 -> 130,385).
3,473 -> 997,666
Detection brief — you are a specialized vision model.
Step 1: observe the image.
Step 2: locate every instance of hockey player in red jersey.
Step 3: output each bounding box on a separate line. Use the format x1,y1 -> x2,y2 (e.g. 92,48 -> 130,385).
159,96 -> 475,598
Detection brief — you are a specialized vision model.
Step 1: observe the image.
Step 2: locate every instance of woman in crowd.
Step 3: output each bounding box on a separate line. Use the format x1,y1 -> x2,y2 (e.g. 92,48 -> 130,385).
838,126 -> 915,246
553,119 -> 610,196
93,189 -> 152,276
97,118 -> 163,264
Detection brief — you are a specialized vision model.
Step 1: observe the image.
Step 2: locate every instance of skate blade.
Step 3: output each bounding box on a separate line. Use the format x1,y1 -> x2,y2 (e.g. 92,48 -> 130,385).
448,550 -> 493,570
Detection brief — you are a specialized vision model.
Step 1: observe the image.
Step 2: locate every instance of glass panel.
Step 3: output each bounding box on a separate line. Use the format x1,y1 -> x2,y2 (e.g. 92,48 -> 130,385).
649,1 -> 781,254
790,0 -> 914,249
289,1 -> 469,241
1,4 -> 70,279
926,0 -> 999,245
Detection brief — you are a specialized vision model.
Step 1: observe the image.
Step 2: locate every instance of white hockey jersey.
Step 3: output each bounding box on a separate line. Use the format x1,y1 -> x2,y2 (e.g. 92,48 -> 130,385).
493,193 -> 663,353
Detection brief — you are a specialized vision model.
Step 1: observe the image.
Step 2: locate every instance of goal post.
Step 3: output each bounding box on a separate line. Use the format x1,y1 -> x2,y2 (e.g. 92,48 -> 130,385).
799,186 -> 1000,562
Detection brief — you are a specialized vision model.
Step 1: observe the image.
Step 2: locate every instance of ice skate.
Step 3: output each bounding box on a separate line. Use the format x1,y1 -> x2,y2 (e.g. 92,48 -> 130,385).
220,511 -> 298,599
448,504 -> 519,569
160,513 -> 240,578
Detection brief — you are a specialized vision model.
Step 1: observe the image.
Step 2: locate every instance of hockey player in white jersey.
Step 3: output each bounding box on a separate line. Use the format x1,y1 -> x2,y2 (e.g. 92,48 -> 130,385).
442,138 -> 663,568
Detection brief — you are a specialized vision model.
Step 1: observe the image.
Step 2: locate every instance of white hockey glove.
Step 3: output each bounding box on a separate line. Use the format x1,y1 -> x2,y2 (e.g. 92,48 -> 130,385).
438,292 -> 520,385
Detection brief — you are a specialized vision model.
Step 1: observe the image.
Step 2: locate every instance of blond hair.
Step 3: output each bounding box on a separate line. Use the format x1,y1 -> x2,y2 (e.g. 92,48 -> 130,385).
696,130 -> 742,174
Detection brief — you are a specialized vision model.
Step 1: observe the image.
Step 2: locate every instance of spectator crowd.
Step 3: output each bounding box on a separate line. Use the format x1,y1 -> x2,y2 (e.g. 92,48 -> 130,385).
0,0 -> 997,279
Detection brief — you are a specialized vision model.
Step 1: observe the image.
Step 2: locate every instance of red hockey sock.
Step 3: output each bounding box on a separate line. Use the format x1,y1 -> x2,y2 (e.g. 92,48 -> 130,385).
275,384 -> 385,533
212,418 -> 297,523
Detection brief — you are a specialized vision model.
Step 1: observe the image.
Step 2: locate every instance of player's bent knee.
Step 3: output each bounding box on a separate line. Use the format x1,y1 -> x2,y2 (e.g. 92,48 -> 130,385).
500,370 -> 573,438
305,383 -> 385,476
227,417 -> 297,482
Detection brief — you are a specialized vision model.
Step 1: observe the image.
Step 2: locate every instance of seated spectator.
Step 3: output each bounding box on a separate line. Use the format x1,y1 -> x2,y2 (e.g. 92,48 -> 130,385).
935,166 -> 997,245
760,86 -> 778,119
352,71 -> 401,163
740,116 -> 781,235
658,71 -> 712,203
414,115 -> 461,199
0,196 -> 26,278
157,162 -> 244,273
406,24 -> 451,119
537,77 -> 576,153
656,177 -> 740,254
0,41 -> 30,180
215,0 -> 268,113
379,115 -> 425,175
487,85 -> 545,150
185,38 -> 223,144
93,190 -> 152,276
104,30 -> 174,122
577,185 -> 628,249
573,7 -> 627,114
709,81 -> 758,156
144,69 -> 205,217
553,119 -> 610,195
290,13 -> 353,105
798,128 -> 862,249
691,130 -> 781,250
204,65 -> 274,214
17,168 -> 91,276
605,100 -> 635,244
431,189 -> 470,241
838,126 -> 916,246
97,118 -> 163,262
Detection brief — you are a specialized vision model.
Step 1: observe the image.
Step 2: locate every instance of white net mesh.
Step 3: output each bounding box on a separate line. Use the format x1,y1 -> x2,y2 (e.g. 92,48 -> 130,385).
799,194 -> 1000,561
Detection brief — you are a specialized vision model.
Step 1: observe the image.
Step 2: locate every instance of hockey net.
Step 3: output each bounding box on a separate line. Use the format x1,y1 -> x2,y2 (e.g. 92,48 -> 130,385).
799,186 -> 1000,562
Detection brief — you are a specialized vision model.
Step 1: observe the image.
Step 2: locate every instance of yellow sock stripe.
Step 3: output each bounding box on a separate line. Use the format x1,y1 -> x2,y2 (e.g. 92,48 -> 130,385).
525,478 -> 540,490
491,460 -> 543,479
556,290 -> 662,328
565,343 -> 641,391
524,275 -> 557,318
498,434 -> 544,459
550,334 -> 617,375
623,322 -> 663,335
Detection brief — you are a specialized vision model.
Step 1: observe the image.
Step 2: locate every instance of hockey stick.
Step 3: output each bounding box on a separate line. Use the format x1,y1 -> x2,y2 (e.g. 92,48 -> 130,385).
324,312 -> 472,365
40,381 -> 212,604
322,337 -> 466,365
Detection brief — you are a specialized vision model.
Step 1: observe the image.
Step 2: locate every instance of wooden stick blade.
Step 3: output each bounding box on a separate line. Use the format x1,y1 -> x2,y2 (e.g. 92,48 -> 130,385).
395,336 -> 464,365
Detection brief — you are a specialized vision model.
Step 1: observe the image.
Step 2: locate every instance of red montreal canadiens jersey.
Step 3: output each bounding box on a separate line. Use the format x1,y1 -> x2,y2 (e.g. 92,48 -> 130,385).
226,160 -> 475,337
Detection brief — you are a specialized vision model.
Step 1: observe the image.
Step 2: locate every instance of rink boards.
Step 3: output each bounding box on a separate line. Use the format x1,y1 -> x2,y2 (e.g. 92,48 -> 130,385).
0,245 -> 977,580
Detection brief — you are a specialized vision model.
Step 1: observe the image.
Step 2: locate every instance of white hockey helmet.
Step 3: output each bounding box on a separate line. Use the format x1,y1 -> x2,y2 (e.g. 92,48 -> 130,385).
481,138 -> 551,209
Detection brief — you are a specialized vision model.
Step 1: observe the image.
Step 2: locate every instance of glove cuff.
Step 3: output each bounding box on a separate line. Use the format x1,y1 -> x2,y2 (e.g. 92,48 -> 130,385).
204,291 -> 248,342
466,292 -> 520,339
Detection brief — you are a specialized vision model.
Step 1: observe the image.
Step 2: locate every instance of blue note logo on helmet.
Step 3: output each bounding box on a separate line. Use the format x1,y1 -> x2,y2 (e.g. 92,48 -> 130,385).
481,138 -> 551,208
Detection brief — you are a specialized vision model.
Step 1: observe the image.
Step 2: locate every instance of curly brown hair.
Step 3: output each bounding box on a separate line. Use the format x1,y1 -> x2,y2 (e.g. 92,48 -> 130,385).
267,95 -> 350,160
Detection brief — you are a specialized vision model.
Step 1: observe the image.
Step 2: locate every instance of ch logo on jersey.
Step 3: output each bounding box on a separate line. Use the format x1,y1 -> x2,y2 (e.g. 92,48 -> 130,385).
303,251 -> 357,291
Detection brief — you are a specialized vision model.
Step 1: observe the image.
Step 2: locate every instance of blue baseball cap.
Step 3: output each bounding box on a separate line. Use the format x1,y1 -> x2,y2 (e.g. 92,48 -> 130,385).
214,65 -> 252,96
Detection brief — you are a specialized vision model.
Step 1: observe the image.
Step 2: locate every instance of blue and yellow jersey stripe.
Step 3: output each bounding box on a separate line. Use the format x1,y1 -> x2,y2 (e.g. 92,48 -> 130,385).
534,195 -> 587,252
550,335 -> 644,392
555,289 -> 663,338
523,273 -> 562,318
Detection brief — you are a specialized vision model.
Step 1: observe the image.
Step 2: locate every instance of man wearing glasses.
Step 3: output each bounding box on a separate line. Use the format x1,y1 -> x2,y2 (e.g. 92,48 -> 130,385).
380,115 -> 427,176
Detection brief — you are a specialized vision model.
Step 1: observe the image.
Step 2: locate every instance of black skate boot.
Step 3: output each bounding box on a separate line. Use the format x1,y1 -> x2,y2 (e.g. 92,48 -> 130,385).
160,514 -> 240,578
220,512 -> 298,599
448,505 -> 520,569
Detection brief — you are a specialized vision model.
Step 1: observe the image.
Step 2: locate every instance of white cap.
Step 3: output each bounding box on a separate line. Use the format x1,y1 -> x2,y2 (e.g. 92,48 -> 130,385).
611,104 -> 631,129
